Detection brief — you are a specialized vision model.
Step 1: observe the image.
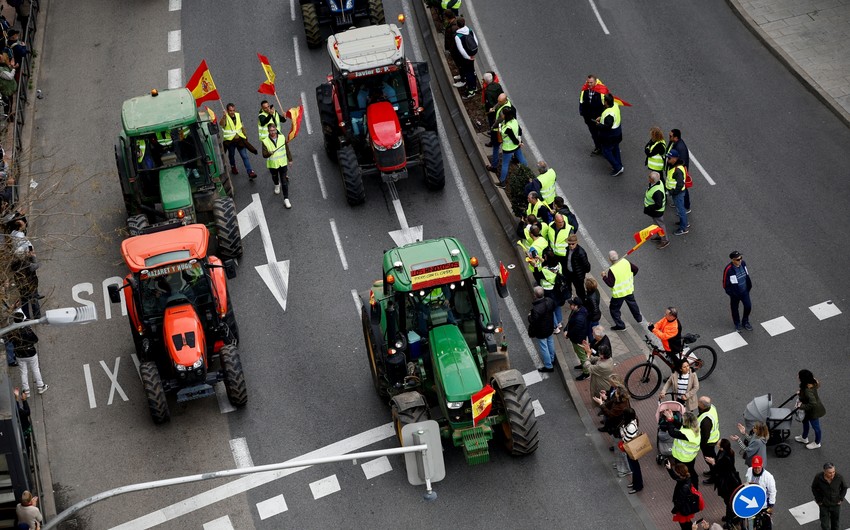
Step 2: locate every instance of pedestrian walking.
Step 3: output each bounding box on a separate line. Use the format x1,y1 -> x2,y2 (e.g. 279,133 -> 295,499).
601,250 -> 643,331
496,106 -> 527,188
260,123 -> 293,208
595,379 -> 630,458
731,421 -> 768,467
15,490 -> 42,530
666,128 -> 691,212
486,93 -> 513,174
660,359 -> 700,412
452,18 -> 479,100
257,100 -> 284,144
649,306 -> 683,364
643,171 -> 670,249
722,250 -> 753,331
812,463 -> 847,530
704,438 -> 741,524
696,396 -> 720,481
583,277 -> 601,342
644,126 -> 667,173
666,461 -> 700,529
665,149 -> 689,235
563,234 -> 590,301
620,407 -> 644,493
7,310 -> 48,397
579,75 -> 606,155
745,455 -> 776,530
795,369 -> 826,449
565,297 -> 589,380
535,160 -> 557,207
527,286 -> 556,373
596,94 -> 623,176
221,103 -> 258,179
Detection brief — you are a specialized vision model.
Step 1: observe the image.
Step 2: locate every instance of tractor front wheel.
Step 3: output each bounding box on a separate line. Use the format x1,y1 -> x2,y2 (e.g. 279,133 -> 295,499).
221,344 -> 248,407
224,298 -> 240,344
368,0 -> 386,25
127,214 -> 150,236
420,131 -> 445,190
140,362 -> 170,424
391,395 -> 428,444
495,381 -> 539,455
213,197 -> 243,259
301,2 -> 322,49
338,145 -> 365,205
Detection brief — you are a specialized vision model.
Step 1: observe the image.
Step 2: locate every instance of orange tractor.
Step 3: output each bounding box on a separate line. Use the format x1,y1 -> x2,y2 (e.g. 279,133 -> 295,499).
108,223 -> 246,423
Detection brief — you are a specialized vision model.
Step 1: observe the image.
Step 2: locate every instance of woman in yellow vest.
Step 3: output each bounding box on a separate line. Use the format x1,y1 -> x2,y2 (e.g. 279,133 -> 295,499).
261,123 -> 292,208
663,410 -> 702,489
644,126 -> 666,173
497,106 -> 528,188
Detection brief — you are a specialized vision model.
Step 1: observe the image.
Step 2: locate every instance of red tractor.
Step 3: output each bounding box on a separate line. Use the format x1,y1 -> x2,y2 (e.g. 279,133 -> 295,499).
316,24 -> 445,205
108,223 -> 246,424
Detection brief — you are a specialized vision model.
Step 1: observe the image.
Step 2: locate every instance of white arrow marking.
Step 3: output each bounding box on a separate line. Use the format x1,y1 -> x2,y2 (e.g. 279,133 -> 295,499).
740,495 -> 760,509
242,194 -> 291,312
387,182 -> 423,246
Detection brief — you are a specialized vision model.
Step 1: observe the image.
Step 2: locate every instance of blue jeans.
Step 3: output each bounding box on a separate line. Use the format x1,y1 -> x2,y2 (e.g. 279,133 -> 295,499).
601,137 -> 622,171
227,143 -> 254,173
729,290 -> 752,327
5,341 -> 15,365
499,148 -> 527,184
535,336 -> 555,369
802,418 -> 822,444
672,191 -> 688,229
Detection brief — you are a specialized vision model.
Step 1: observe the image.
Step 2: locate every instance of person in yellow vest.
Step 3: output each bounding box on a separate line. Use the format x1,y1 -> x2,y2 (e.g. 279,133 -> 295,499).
222,103 -> 258,179
536,160 -> 557,207
261,123 -> 292,208
595,94 -> 623,177
643,171 -> 670,249
664,410 -> 702,489
547,213 -> 573,277
539,248 -> 564,333
601,250 -> 643,331
440,0 -> 461,15
525,191 -> 552,224
258,100 -> 284,144
696,396 -> 721,484
666,150 -> 689,235
486,93 -> 513,173
644,126 -> 666,174
517,225 -> 548,283
496,106 -> 527,188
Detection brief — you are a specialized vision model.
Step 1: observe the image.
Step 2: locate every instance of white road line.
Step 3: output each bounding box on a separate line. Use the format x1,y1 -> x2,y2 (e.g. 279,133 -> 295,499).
300,91 -> 313,134
293,36 -> 302,76
290,0 -> 296,21
215,382 -> 236,413
690,152 -> 716,185
167,30 -> 181,53
130,353 -> 142,382
351,289 -> 362,316
532,399 -> 545,417
168,0 -> 181,11
229,438 -> 254,469
114,423 -> 395,528
309,475 -> 341,499
391,199 -> 410,230
100,358 -> 129,405
82,364 -> 97,409
361,456 -> 392,480
523,370 -> 543,386
713,332 -> 748,352
760,316 -> 795,336
810,300 -> 841,320
167,68 -> 182,90
329,219 -> 349,270
586,0 -> 611,35
257,494 -> 288,520
312,153 -> 327,199
202,516 -> 234,530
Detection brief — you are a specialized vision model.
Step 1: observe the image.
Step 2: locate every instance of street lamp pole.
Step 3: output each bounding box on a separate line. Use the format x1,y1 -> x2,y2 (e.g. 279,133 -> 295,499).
0,306 -> 98,337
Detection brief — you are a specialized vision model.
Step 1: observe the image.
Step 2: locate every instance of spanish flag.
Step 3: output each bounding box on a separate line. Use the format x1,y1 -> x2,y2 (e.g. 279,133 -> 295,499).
185,60 -> 220,107
258,81 -> 276,95
471,384 -> 496,426
580,78 -> 632,107
626,225 -> 664,255
258,53 -> 276,85
286,105 -> 304,141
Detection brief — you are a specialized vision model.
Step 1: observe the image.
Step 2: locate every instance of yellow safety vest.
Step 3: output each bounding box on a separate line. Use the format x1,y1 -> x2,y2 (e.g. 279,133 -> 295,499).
666,165 -> 685,192
644,181 -> 666,214
493,100 -> 513,127
540,263 -> 560,290
599,104 -> 621,130
441,0 -> 461,8
517,237 -> 548,272
537,169 -> 557,205
547,223 -> 572,257
155,130 -> 173,147
697,405 -> 721,444
647,140 -> 666,171
258,111 -> 281,142
609,259 -> 634,298
525,201 -> 550,220
262,136 -> 288,169
500,119 -> 520,152
671,428 -> 701,463
222,112 -> 247,141
136,140 -> 146,164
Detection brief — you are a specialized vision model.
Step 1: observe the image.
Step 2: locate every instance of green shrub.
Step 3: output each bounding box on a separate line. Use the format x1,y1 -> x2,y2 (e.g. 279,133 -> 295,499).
507,164 -> 534,217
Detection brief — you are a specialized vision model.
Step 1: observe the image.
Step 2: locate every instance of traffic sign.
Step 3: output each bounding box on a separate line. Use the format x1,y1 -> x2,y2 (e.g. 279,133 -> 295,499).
401,420 -> 445,487
732,483 -> 767,518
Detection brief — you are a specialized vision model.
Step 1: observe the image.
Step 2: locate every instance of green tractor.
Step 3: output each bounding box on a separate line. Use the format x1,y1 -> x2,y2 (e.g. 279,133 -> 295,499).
114,88 -> 242,259
361,237 -> 539,465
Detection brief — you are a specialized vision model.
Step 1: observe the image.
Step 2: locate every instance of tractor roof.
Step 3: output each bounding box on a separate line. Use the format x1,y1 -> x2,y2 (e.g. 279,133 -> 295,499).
383,237 -> 476,292
327,24 -> 404,73
121,88 -> 198,136
121,224 -> 209,273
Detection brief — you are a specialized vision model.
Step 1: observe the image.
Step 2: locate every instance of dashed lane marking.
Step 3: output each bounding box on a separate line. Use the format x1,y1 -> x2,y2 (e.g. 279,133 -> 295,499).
168,0 -> 181,11
299,91 -> 313,135
714,332 -> 748,352
82,364 -> 97,409
167,68 -> 182,89
229,438 -> 254,469
290,0 -> 296,21
329,219 -> 349,271
309,475 -> 341,500
361,456 -> 393,480
586,0 -> 611,35
257,494 -> 288,520
350,289 -> 362,316
810,300 -> 841,320
215,383 -> 236,414
202,516 -> 234,530
293,36 -> 302,76
167,30 -> 181,53
312,153 -> 327,199
761,316 -> 795,336
532,399 -> 545,417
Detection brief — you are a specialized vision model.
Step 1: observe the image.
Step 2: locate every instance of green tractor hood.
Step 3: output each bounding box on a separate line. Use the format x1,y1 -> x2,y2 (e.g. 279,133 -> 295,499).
430,325 -> 483,402
159,166 -> 193,211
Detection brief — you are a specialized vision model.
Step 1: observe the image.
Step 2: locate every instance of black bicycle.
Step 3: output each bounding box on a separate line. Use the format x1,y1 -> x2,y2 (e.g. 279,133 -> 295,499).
624,334 -> 717,400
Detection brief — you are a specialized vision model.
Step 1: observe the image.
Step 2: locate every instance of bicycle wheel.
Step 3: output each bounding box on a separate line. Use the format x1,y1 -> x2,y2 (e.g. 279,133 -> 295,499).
687,345 -> 717,381
624,362 -> 662,400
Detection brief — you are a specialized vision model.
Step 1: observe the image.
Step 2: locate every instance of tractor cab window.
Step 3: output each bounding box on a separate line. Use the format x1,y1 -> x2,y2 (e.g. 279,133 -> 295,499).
130,124 -> 210,186
138,262 -> 212,318
346,70 -> 410,136
404,283 -> 480,337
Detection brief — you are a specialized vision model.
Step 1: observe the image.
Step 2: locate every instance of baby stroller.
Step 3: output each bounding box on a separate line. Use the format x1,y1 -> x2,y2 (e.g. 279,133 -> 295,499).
654,399 -> 686,465
743,393 -> 797,458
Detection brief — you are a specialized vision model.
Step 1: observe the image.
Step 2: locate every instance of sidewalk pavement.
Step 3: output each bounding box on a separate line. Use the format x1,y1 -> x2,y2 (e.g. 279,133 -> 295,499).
728,0 -> 850,126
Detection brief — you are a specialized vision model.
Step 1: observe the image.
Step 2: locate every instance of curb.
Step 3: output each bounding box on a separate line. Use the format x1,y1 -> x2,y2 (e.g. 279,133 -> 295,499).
725,0 -> 850,129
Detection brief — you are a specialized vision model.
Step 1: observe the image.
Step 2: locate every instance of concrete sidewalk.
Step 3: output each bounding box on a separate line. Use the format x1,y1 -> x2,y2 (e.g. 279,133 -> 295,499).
728,0 -> 850,126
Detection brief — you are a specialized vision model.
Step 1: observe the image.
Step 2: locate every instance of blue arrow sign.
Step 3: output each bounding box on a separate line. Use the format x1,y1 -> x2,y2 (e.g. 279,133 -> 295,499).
733,484 -> 767,518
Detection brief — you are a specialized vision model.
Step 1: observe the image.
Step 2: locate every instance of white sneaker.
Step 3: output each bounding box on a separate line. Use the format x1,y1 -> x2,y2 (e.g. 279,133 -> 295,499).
806,441 -> 821,449
274,184 -> 281,195
794,435 -> 808,443
37,384 -> 49,395
452,81 -> 466,88
453,75 -> 462,81
284,198 -> 292,209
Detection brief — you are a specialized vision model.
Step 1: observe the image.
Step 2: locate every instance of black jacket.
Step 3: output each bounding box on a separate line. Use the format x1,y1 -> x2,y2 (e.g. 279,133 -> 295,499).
710,450 -> 741,501
579,89 -> 604,121
565,244 -> 591,276
812,472 -> 848,507
528,297 -> 556,339
566,306 -> 589,344
8,326 -> 37,358
584,289 -> 601,322
668,468 -> 694,515
643,183 -> 666,218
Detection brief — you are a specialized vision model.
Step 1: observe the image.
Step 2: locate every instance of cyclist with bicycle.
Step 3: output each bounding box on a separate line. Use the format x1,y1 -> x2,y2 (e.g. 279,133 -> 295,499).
649,306 -> 683,365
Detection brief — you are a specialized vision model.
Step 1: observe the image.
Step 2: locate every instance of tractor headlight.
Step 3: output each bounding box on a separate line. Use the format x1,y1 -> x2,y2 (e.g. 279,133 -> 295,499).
447,401 -> 464,409
176,358 -> 204,371
345,0 -> 354,8
394,339 -> 405,349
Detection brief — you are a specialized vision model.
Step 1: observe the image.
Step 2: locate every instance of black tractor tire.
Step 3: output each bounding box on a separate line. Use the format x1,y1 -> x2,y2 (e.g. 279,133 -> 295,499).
414,63 -> 438,132
301,2 -> 323,49
127,214 -> 150,236
220,344 -> 248,407
316,84 -> 339,162
140,362 -> 170,424
224,298 -> 240,344
420,131 -> 445,190
495,381 -> 539,455
361,304 -> 385,398
391,395 -> 428,444
213,197 -> 243,259
368,0 -> 386,25
221,170 -> 235,198
338,145 -> 366,205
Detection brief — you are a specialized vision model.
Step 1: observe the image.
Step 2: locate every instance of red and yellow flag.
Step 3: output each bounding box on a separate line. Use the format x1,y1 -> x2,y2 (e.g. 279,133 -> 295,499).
185,60 -> 220,107
471,384 -> 496,426
499,261 -> 510,288
205,106 -> 217,124
580,78 -> 632,107
286,105 -> 304,141
258,53 -> 276,85
258,81 -> 276,95
626,225 -> 664,255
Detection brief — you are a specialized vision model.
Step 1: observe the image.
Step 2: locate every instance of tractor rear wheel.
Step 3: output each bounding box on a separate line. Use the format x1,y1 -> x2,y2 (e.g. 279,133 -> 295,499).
361,304 -> 384,397
221,170 -> 235,198
391,397 -> 428,444
420,131 -> 445,190
414,63 -> 438,132
368,0 -> 386,25
495,381 -> 539,455
338,145 -> 365,205
316,84 -> 339,162
140,362 -> 170,424
213,197 -> 243,259
220,344 -> 248,407
301,2 -> 322,49
127,214 -> 149,236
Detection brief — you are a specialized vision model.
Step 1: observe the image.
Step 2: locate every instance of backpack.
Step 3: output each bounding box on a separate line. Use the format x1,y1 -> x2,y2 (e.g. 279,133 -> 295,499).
681,485 -> 705,516
457,30 -> 478,56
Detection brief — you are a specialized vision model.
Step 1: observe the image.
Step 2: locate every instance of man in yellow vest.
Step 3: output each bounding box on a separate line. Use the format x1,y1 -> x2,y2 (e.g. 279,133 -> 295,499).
496,106 -> 527,188
697,396 -> 721,484
595,94 -> 623,177
643,171 -> 670,249
536,160 -> 557,207
261,123 -> 292,208
222,103 -> 257,179
486,93 -> 512,174
525,191 -> 552,224
517,225 -> 548,283
665,149 -> 689,235
258,100 -> 284,144
601,250 -> 643,331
